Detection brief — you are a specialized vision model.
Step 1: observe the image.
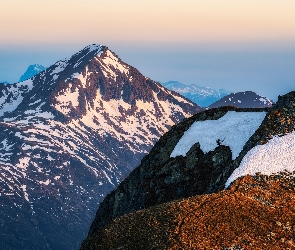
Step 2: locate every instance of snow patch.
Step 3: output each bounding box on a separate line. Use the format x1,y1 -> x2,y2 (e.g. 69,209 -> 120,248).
51,60 -> 68,76
29,99 -> 41,106
39,179 -> 50,185
0,79 -> 34,116
21,185 -> 30,203
259,97 -> 269,105
171,111 -> 267,159
225,131 -> 295,188
16,157 -> 30,170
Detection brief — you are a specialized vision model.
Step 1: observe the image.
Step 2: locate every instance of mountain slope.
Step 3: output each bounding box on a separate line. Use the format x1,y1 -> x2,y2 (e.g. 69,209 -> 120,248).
19,64 -> 46,82
162,81 -> 231,107
0,44 -> 200,250
209,91 -> 273,108
81,91 -> 295,249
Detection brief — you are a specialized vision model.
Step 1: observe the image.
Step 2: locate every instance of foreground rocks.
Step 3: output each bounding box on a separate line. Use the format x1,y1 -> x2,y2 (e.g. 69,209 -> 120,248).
81,173 -> 295,249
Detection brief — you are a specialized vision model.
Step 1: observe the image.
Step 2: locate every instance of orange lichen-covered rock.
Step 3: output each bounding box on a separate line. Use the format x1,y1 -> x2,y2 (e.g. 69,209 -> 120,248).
81,173 -> 295,249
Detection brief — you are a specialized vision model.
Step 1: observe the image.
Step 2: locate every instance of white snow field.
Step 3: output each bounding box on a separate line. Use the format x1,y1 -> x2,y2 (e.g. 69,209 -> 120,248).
170,111 -> 267,159
225,131 -> 295,188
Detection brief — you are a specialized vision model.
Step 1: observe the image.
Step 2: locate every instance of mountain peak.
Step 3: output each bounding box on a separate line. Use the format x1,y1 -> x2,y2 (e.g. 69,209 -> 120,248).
0,44 -> 201,250
19,64 -> 47,82
209,91 -> 273,108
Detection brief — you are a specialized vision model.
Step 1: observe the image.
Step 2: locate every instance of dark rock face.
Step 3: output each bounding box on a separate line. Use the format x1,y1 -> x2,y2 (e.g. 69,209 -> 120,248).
209,91 -> 273,108
81,91 -> 295,250
0,45 -> 200,250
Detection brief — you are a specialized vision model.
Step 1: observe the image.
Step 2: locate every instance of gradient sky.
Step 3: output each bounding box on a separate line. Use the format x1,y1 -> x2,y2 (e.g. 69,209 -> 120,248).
1,0 -> 295,100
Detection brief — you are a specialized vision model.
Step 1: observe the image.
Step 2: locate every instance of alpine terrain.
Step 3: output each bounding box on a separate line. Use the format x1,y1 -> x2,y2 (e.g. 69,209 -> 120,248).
209,90 -> 273,108
162,80 -> 231,107
82,91 -> 295,249
19,64 -> 47,82
0,44 -> 201,250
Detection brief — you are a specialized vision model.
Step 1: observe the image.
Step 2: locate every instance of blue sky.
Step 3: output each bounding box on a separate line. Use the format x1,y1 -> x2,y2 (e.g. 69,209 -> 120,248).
1,0 -> 295,101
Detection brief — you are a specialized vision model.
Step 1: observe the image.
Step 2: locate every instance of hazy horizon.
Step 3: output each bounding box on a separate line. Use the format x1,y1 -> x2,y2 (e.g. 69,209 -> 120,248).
1,0 -> 295,101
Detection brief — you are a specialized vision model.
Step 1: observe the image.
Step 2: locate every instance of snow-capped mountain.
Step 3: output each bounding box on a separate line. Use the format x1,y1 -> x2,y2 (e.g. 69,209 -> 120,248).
19,64 -> 46,82
162,81 -> 231,107
0,81 -> 9,84
82,91 -> 295,249
0,44 -> 200,250
209,91 -> 273,108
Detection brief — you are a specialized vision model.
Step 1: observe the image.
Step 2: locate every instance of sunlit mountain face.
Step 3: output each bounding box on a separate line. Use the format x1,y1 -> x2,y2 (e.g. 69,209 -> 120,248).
0,44 -> 201,249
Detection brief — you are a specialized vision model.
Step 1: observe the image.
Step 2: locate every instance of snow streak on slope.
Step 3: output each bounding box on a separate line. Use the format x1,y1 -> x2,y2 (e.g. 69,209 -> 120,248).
225,131 -> 295,188
0,79 -> 34,116
171,111 -> 267,159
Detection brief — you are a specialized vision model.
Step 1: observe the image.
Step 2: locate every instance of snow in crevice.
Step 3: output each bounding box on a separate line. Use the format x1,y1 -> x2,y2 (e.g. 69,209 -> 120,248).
0,139 -> 14,151
225,131 -> 295,188
55,85 -> 80,115
74,45 -> 103,68
20,184 -> 30,203
171,111 -> 267,159
50,60 -> 69,76
0,79 -> 34,116
99,50 -> 129,79
259,97 -> 271,105
29,99 -> 41,106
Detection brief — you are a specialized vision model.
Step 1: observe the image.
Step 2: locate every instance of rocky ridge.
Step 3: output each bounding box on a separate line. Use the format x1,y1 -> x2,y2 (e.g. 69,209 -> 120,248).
81,91 -> 295,249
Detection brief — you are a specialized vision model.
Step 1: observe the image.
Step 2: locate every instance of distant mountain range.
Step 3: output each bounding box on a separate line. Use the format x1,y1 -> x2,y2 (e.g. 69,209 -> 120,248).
0,44 -> 200,250
19,64 -> 47,82
162,80 -> 231,107
3,67 -> 274,110
82,91 -> 295,249
1,64 -> 46,85
209,91 -> 273,108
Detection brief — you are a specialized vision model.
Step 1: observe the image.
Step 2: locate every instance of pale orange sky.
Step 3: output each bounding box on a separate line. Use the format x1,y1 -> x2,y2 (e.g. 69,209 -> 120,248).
1,0 -> 295,47
1,1 -> 295,101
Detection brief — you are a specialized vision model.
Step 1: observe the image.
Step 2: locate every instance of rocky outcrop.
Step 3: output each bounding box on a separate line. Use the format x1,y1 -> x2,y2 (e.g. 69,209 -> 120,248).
81,91 -> 295,249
